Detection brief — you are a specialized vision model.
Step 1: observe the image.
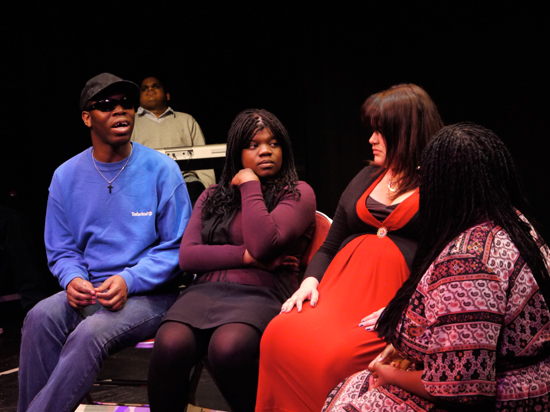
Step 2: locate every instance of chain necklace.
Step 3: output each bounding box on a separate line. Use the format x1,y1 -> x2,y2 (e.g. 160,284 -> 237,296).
91,146 -> 133,194
387,169 -> 398,193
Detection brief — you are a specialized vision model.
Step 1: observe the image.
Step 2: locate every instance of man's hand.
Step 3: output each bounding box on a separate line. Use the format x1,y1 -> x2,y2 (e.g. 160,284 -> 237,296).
94,275 -> 128,311
67,278 -> 96,309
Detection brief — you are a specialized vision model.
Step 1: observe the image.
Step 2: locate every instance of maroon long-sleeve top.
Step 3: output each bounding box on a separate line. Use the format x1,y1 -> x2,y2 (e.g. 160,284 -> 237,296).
179,180 -> 316,291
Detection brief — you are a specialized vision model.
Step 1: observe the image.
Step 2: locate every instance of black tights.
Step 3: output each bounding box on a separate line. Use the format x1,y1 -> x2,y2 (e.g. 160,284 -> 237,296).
148,321 -> 262,412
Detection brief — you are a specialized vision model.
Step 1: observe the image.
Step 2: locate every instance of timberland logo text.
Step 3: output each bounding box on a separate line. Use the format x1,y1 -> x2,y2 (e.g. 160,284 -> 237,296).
132,211 -> 153,216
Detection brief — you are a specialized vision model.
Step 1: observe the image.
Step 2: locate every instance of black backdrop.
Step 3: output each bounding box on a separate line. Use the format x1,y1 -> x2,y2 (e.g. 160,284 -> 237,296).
3,2 -> 549,253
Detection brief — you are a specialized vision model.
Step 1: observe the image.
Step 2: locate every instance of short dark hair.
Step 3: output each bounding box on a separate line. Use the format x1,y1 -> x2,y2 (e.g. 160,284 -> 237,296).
201,109 -> 299,221
361,84 -> 443,197
140,76 -> 169,93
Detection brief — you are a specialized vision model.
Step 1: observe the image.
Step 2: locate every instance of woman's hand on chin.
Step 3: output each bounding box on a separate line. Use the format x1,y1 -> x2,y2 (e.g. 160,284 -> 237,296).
231,168 -> 259,186
280,277 -> 320,313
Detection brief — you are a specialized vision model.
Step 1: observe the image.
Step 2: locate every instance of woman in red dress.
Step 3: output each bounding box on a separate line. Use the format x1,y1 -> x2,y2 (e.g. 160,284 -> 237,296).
256,84 -> 444,412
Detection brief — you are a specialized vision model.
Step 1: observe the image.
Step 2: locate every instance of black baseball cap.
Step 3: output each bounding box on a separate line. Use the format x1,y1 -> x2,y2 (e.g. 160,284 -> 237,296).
80,73 -> 139,111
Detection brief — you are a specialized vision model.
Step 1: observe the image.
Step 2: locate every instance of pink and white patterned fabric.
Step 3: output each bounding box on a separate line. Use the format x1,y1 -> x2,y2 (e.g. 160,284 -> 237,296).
323,221 -> 550,412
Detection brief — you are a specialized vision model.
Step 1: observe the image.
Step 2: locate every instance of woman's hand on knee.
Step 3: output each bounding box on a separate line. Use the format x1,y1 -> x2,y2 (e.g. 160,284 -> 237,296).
280,277 -> 319,313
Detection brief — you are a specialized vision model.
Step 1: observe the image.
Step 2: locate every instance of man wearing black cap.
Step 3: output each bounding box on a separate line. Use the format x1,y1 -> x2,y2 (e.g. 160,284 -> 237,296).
17,73 -> 192,412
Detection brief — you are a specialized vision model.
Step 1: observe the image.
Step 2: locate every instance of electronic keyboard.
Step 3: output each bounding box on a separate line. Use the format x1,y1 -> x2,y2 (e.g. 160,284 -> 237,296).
156,144 -> 227,170
156,143 -> 226,160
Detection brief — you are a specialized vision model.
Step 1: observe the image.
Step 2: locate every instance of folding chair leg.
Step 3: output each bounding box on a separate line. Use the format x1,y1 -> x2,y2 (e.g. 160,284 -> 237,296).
188,361 -> 204,406
84,393 -> 94,404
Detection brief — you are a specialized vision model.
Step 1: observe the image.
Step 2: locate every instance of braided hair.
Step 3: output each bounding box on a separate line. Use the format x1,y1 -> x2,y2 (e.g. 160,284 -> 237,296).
201,109 -> 300,221
361,84 -> 444,199
377,122 -> 550,341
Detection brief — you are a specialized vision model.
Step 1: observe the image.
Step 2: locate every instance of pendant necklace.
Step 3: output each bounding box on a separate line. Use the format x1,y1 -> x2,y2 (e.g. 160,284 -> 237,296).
92,146 -> 133,194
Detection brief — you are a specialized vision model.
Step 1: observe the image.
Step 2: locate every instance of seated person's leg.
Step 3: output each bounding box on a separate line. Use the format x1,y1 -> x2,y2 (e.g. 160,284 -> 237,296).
18,291 -> 82,412
208,323 -> 262,412
22,292 -> 177,412
148,321 -> 207,411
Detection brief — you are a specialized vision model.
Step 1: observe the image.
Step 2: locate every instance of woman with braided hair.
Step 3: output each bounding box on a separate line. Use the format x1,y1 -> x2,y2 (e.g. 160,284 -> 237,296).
323,123 -> 550,412
147,109 -> 316,412
256,84 -> 444,412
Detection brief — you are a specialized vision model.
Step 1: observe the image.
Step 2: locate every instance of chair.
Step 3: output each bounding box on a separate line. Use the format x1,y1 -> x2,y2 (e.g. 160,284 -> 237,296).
300,210 -> 332,268
89,210 -> 333,408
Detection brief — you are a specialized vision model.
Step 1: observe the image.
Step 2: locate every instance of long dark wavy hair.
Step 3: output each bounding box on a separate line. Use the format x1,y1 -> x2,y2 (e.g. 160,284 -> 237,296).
377,122 -> 550,341
201,109 -> 300,221
361,84 -> 444,198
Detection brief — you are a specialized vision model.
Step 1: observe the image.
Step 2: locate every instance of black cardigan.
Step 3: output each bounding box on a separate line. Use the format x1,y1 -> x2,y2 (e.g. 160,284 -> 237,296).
304,165 -> 421,282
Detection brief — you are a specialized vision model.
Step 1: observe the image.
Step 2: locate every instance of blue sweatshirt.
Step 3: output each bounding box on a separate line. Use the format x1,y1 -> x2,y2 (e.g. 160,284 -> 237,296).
45,142 -> 191,294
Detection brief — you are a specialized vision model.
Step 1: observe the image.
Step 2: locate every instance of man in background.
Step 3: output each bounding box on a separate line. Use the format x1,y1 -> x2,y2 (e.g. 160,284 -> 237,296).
132,76 -> 215,204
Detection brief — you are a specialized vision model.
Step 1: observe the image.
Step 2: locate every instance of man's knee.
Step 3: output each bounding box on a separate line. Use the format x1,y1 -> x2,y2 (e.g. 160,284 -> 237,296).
22,292 -> 70,335
67,305 -> 157,356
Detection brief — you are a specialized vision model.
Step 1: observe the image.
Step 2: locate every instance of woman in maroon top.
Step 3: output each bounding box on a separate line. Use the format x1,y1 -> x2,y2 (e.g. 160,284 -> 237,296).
147,109 -> 316,412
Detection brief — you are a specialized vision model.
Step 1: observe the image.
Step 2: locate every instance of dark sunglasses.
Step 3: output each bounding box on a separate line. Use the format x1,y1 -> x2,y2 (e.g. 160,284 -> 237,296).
86,96 -> 137,112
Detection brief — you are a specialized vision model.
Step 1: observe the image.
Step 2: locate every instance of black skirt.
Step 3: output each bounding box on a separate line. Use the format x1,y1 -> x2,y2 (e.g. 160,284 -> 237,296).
161,282 -> 283,332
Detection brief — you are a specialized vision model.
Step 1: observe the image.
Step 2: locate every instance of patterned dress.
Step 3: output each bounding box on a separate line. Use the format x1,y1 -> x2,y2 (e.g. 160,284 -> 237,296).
323,220 -> 550,412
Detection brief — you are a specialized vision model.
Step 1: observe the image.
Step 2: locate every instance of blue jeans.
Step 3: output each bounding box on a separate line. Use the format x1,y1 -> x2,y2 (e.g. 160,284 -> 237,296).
18,290 -> 178,412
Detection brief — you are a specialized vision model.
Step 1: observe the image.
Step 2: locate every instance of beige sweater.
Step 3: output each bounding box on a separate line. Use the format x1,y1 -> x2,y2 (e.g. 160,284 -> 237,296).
132,107 -> 215,188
